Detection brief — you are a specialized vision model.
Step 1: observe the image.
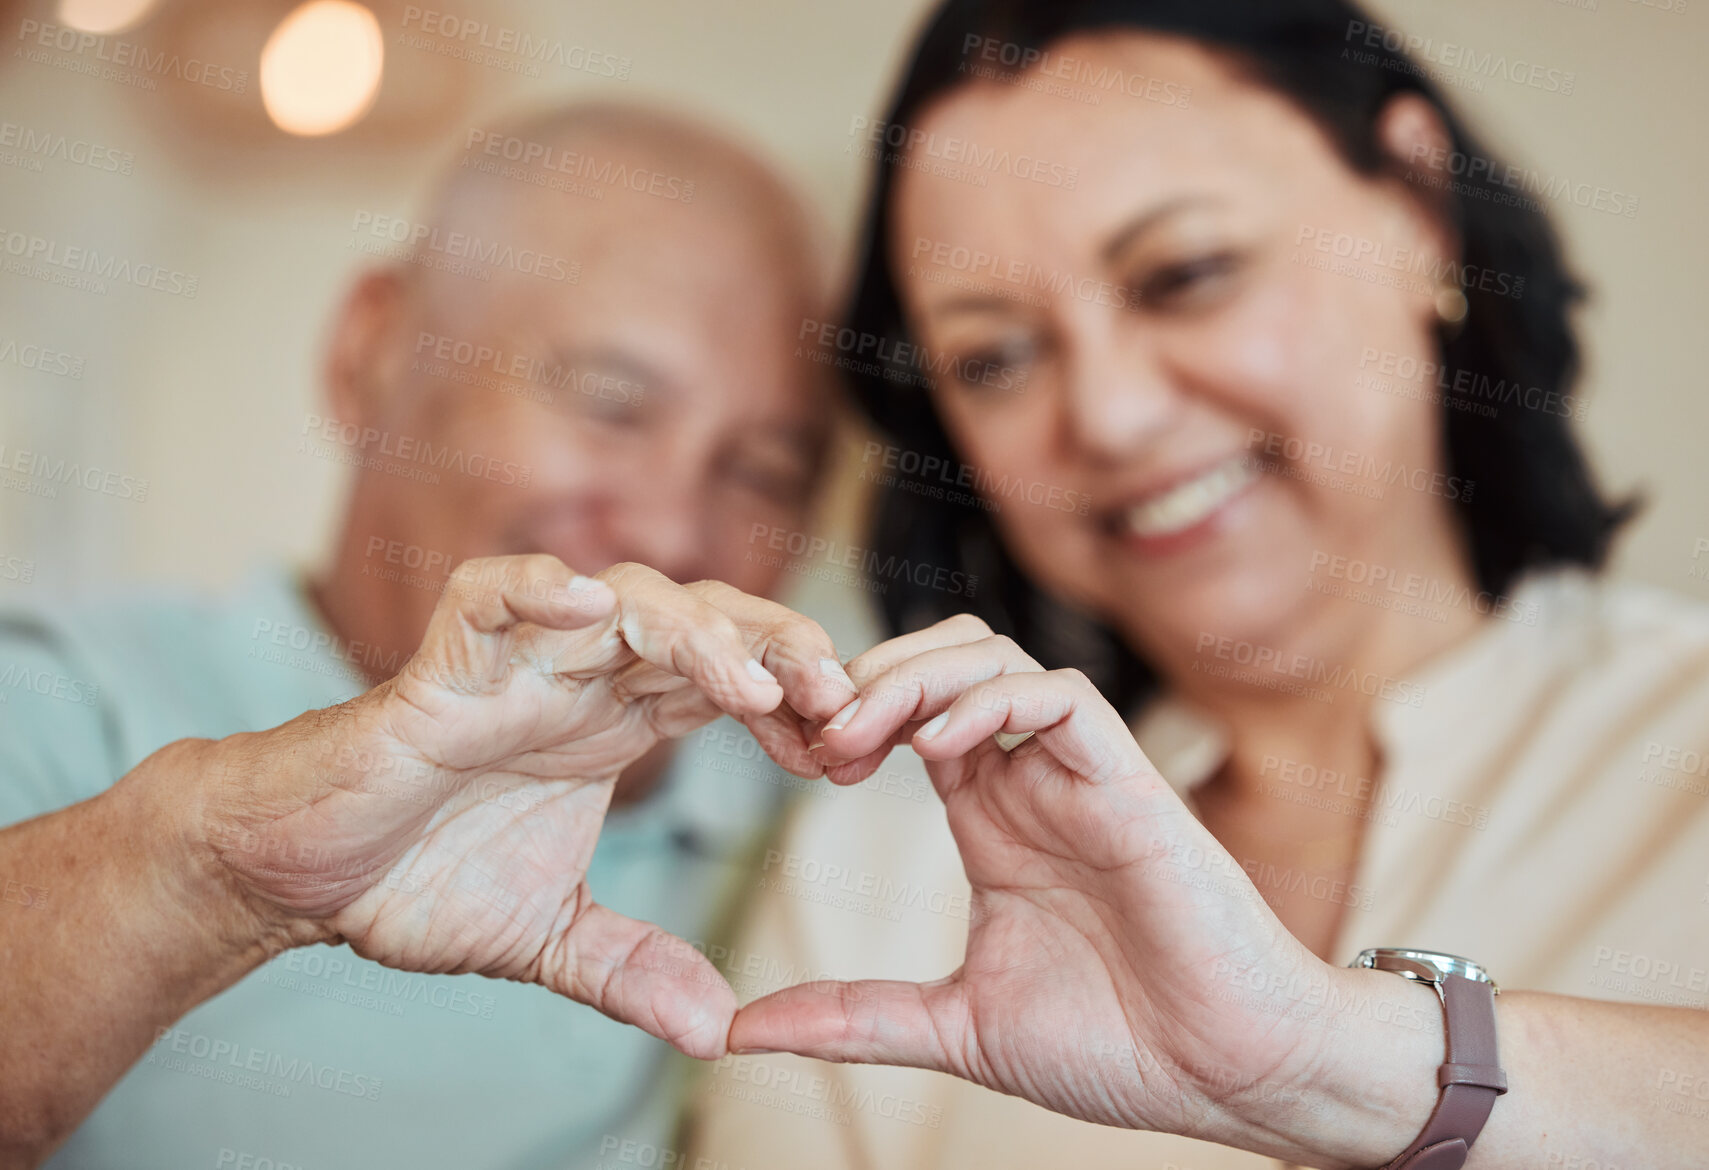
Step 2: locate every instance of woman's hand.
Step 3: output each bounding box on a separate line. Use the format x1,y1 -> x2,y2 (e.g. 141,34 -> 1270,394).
727,615 -> 1423,1158
200,556 -> 857,1060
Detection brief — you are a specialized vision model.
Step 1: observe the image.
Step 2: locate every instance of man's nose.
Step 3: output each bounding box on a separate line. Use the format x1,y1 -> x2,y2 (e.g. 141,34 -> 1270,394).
606,469 -> 710,583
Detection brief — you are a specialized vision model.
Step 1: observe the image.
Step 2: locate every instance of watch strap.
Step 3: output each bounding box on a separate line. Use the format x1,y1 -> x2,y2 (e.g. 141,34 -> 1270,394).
1384,974 -> 1508,1170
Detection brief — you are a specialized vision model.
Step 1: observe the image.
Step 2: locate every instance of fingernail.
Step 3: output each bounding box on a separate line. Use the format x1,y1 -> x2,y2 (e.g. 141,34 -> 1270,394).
824,698 -> 861,732
819,657 -> 857,692
567,575 -> 598,593
994,729 -> 1035,752
917,713 -> 949,740
732,1047 -> 780,1056
807,740 -> 825,752
745,658 -> 778,685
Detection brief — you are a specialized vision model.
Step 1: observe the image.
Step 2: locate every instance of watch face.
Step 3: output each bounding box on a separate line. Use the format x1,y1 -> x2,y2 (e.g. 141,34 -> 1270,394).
1353,948 -> 1497,988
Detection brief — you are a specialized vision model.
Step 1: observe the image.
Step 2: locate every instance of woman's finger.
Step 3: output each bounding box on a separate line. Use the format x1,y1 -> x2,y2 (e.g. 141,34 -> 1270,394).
911,667 -> 1150,788
842,613 -> 997,688
818,635 -> 1044,760
727,977 -> 965,1074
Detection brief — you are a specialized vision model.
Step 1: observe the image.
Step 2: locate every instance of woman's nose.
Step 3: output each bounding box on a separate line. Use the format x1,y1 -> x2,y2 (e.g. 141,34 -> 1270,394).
1059,331 -> 1184,462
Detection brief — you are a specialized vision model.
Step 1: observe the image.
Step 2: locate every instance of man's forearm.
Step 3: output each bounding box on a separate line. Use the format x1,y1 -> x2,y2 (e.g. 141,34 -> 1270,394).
0,738 -> 295,1166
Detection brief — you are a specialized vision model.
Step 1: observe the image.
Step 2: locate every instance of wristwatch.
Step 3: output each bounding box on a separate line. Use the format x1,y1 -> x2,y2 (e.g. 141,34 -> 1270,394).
1350,948 -> 1508,1170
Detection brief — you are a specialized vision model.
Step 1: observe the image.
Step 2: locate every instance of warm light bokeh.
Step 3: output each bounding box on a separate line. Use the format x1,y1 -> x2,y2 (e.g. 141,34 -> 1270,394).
260,0 -> 385,137
56,0 -> 159,35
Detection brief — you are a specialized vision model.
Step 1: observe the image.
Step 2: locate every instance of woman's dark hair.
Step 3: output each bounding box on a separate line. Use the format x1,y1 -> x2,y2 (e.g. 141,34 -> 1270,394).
847,0 -> 1633,715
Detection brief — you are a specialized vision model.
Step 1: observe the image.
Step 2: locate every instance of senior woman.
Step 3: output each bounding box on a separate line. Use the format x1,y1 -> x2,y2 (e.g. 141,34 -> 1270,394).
689,0 -> 1709,1167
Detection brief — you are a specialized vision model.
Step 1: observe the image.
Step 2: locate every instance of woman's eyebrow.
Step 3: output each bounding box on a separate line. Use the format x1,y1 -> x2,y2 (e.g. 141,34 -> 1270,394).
1099,196 -> 1221,264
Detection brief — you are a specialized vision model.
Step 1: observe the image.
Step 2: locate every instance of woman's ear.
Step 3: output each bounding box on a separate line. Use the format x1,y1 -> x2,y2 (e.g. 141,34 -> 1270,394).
1373,93 -> 1463,289
323,266 -> 414,431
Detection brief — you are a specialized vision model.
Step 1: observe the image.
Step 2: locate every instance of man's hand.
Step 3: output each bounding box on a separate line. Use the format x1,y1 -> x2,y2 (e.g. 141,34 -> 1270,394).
728,616 -> 1361,1143
199,556 -> 857,1059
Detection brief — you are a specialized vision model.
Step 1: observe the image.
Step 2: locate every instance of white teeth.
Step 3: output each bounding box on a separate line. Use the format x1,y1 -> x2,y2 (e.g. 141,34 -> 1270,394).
1123,456 -> 1258,539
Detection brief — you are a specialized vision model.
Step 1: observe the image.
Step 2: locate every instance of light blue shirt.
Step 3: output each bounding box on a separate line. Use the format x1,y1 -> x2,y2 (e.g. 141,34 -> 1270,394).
0,567 -> 784,1170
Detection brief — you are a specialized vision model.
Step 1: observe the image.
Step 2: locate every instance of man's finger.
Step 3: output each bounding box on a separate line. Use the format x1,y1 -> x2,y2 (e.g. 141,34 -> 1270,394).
688,580 -> 859,722
543,902 -> 737,1061
413,555 -> 616,690
594,563 -> 784,719
727,978 -> 963,1073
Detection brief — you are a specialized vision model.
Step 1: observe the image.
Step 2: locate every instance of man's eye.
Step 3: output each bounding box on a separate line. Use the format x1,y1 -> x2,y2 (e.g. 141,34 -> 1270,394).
1135,253 -> 1241,309
725,455 -> 813,502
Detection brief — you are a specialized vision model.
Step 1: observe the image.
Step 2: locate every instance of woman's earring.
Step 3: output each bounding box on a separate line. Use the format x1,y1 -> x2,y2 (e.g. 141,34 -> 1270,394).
1435,281 -> 1470,333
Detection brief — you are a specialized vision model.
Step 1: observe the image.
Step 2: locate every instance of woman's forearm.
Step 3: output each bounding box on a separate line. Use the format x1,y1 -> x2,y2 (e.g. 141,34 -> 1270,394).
0,738 -> 285,1167
1281,971 -> 1709,1168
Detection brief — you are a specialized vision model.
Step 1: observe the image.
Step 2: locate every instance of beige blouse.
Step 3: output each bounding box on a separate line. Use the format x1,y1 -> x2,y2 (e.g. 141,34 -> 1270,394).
681,571 -> 1709,1170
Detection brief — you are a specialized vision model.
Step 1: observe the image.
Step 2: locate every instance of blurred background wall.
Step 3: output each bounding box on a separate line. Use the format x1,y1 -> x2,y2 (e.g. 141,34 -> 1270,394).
1,0 -> 1704,617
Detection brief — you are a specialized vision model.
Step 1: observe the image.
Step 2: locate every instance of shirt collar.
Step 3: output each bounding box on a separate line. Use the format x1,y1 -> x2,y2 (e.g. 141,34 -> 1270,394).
1127,569 -> 1595,796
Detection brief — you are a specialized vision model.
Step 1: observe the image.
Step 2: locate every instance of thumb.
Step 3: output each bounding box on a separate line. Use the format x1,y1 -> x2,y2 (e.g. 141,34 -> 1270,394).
728,977 -> 964,1072
541,902 -> 737,1061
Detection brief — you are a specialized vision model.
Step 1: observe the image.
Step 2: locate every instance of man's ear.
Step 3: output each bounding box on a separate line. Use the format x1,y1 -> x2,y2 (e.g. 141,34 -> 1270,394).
324,267 -> 415,430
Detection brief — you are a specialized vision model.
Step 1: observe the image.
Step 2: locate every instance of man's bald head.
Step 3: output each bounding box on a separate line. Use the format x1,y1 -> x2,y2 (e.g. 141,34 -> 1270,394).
406,103 -> 828,331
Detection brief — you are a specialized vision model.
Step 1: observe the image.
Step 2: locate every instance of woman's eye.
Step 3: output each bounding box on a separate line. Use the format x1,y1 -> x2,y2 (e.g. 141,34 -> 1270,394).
949,335 -> 1039,392
1135,252 -> 1241,310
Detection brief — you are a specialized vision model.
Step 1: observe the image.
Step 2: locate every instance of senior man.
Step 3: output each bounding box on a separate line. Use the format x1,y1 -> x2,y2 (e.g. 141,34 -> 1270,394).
0,104 -> 852,1170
